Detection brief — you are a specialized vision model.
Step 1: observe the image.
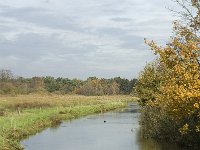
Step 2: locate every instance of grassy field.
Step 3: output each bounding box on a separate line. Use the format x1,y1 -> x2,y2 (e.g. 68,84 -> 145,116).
0,94 -> 136,150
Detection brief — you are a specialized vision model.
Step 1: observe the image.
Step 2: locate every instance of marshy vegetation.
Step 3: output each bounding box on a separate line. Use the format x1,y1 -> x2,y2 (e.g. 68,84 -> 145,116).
0,95 -> 136,150
0,66 -> 138,150
0,0 -> 199,149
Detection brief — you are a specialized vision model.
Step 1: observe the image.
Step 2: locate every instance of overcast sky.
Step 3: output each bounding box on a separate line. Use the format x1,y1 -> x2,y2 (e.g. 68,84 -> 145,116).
0,0 -> 177,79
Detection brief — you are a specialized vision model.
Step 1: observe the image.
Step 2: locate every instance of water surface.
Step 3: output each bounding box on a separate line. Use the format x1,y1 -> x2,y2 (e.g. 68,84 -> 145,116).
21,103 -> 181,150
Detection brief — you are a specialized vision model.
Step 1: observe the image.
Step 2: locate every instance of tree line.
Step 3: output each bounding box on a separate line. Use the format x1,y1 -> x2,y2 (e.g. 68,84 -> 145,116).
0,69 -> 137,96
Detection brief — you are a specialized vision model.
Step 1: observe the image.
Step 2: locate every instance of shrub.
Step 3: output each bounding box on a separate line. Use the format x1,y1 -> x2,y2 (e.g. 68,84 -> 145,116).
138,22 -> 200,147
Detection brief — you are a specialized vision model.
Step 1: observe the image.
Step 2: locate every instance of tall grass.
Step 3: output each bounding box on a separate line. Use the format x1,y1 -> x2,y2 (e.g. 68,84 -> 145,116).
0,94 -> 136,150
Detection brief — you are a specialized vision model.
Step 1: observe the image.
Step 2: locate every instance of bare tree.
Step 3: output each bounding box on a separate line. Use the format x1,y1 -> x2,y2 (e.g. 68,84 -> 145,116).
0,69 -> 13,81
171,0 -> 200,31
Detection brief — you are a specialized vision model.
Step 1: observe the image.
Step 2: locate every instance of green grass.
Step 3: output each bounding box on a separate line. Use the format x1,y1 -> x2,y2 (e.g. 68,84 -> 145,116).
0,95 -> 137,150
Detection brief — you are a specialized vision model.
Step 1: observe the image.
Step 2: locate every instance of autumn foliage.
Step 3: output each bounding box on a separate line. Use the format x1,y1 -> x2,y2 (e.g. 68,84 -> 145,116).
136,21 -> 200,146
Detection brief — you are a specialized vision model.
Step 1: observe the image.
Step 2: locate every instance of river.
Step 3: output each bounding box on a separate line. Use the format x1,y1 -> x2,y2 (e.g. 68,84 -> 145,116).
21,103 -> 182,150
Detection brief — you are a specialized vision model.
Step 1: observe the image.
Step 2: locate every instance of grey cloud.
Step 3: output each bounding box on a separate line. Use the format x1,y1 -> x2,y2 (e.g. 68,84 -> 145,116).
0,6 -> 83,33
95,27 -> 145,50
120,37 -> 145,50
0,33 -> 98,60
96,27 -> 130,37
0,0 -> 177,79
111,17 -> 133,22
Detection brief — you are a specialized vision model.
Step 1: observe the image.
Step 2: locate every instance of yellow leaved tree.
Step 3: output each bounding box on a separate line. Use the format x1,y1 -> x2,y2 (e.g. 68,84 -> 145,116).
137,22 -> 200,145
136,0 -> 200,146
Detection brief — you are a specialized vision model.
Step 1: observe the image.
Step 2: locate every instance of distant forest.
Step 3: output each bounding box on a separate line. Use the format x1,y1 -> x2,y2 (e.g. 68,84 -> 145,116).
0,69 -> 137,96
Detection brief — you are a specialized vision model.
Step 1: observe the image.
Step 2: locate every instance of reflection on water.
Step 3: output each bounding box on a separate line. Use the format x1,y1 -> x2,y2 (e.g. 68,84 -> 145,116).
21,103 -> 182,150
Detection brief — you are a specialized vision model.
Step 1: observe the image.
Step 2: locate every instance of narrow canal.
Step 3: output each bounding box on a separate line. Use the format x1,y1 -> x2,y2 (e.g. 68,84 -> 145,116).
21,103 -> 181,150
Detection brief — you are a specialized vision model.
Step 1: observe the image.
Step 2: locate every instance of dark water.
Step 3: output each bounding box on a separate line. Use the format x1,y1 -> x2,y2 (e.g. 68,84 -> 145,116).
21,103 -> 181,150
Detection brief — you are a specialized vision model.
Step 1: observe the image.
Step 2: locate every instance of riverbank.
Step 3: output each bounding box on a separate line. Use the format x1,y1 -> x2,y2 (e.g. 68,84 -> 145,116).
0,95 -> 136,150
21,103 -> 139,150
